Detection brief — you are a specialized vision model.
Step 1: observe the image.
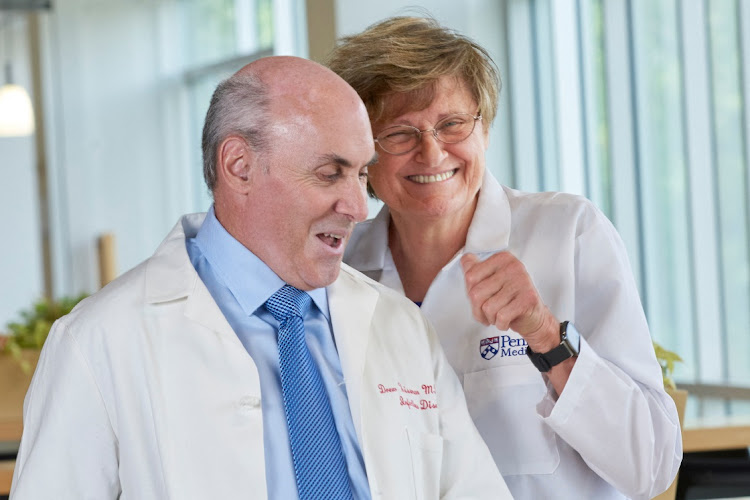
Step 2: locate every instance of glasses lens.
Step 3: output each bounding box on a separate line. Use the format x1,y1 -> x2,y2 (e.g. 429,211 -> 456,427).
376,126 -> 418,155
435,114 -> 476,143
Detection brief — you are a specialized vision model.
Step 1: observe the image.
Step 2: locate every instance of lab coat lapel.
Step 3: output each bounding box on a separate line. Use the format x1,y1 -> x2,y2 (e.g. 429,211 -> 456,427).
327,265 -> 378,439
144,213 -> 237,340
464,169 -> 511,255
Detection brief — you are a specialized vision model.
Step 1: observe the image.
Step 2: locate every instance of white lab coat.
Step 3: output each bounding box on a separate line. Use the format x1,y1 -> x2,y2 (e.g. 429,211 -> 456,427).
11,213 -> 511,500
344,171 -> 682,500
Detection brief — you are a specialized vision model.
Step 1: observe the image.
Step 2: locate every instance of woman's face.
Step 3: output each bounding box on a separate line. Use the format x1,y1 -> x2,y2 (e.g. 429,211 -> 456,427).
370,76 -> 489,223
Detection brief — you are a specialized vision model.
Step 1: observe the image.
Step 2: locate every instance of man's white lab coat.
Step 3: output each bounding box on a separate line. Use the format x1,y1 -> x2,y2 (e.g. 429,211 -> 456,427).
11,213 -> 511,500
344,171 -> 682,500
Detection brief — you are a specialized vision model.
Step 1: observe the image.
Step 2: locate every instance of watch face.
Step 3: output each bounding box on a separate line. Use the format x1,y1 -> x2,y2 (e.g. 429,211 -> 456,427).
564,322 -> 581,354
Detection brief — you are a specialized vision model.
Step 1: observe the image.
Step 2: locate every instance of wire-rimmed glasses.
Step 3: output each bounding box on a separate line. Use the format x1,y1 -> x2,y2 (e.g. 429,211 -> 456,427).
374,112 -> 482,155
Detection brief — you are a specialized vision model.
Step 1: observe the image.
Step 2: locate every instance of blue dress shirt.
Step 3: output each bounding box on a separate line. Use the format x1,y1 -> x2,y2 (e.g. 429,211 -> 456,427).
186,207 -> 371,500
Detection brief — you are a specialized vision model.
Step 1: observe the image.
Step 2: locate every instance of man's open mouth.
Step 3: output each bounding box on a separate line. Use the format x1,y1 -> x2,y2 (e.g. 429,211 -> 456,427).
318,233 -> 344,248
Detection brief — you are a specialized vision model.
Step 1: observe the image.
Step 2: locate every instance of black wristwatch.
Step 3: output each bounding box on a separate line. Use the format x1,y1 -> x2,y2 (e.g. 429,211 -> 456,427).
526,321 -> 580,372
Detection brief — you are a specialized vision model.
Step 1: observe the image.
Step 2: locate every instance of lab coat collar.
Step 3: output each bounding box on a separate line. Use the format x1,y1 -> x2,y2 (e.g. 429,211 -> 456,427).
344,203 -> 391,275
465,169 -> 511,255
144,212 -> 207,304
143,212 -> 237,339
345,169 -> 512,274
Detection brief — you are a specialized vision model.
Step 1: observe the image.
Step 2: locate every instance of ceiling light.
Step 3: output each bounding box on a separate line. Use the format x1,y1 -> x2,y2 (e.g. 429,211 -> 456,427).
0,78 -> 34,136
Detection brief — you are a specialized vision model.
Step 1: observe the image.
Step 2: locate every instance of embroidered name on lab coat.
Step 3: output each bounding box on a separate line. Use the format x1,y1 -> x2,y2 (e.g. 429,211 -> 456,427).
377,382 -> 438,410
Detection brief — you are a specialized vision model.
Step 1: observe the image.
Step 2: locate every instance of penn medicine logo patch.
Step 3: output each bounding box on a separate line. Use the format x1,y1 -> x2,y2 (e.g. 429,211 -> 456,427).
480,335 -> 528,360
480,337 -> 499,359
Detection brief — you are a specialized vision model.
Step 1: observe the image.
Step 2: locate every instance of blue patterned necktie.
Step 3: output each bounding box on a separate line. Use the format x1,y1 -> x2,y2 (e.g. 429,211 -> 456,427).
266,285 -> 354,500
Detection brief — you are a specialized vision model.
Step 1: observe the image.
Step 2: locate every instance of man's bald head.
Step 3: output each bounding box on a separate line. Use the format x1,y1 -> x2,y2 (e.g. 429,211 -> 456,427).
237,55 -> 360,105
201,56 -> 366,193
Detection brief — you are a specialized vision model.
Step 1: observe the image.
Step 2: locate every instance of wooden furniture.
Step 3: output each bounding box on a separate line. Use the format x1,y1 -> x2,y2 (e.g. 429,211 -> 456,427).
683,415 -> 750,453
676,393 -> 750,500
0,417 -> 21,496
0,353 -> 32,443
679,383 -> 750,453
0,420 -> 21,444
98,232 -> 117,287
653,389 -> 688,500
0,352 -> 34,496
0,460 -> 14,496
678,418 -> 750,500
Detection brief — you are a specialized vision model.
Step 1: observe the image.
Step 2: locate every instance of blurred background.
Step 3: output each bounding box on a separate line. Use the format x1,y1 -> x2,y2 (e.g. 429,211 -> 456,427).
0,0 -> 748,417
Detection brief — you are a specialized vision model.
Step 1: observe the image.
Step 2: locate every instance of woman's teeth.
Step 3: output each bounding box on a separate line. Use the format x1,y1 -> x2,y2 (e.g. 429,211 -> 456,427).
408,169 -> 456,184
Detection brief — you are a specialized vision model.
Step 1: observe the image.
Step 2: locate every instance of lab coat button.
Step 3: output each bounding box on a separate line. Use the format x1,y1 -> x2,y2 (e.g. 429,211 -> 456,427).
238,396 -> 261,415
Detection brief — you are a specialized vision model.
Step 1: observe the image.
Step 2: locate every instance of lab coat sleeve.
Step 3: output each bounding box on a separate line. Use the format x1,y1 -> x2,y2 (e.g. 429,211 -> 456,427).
10,319 -> 120,500
429,319 -> 514,499
539,213 -> 682,500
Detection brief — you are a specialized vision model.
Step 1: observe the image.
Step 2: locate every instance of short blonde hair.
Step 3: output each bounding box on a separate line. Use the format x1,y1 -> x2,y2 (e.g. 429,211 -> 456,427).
325,16 -> 501,127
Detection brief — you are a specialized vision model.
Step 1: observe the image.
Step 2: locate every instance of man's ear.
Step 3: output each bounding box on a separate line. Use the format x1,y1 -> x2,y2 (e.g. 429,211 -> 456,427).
217,135 -> 255,193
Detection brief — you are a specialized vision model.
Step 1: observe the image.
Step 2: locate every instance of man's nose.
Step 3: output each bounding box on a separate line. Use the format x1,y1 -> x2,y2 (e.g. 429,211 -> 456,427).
335,177 -> 368,222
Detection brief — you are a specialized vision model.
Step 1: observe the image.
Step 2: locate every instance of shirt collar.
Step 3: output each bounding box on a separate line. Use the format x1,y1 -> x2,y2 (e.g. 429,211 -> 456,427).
194,206 -> 329,319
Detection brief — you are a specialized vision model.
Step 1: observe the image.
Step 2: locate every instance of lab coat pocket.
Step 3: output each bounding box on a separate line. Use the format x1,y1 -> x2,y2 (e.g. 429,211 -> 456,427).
463,362 -> 560,476
405,428 -> 443,500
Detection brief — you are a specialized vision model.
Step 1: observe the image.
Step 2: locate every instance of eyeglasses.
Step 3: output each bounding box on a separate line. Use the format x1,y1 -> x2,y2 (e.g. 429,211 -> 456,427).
374,112 -> 482,155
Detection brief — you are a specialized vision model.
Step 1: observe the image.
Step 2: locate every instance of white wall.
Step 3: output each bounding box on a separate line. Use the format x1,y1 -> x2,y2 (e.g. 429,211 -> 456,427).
0,14 -> 44,328
41,1 -> 193,300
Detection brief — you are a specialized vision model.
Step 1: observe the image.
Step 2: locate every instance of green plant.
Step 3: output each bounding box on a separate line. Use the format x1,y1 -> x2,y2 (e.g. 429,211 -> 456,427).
1,293 -> 88,372
653,340 -> 683,391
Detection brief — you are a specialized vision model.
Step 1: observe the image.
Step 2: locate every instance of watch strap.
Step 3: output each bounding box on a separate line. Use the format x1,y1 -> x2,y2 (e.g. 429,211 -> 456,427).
526,321 -> 578,372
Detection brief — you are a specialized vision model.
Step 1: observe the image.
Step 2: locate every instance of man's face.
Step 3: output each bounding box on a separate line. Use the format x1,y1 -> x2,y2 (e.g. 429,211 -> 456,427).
241,102 -> 375,290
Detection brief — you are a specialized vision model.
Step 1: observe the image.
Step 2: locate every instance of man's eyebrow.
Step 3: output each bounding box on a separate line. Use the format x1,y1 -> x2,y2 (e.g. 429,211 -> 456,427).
366,153 -> 379,167
317,152 -> 379,168
318,153 -> 352,167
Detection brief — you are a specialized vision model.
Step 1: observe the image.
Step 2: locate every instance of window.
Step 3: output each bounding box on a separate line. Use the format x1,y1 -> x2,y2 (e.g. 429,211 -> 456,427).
501,0 -> 750,414
180,0 -> 275,210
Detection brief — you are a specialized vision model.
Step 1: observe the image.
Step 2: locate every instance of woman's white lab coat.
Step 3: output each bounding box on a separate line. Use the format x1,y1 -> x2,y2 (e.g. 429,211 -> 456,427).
344,170 -> 682,500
